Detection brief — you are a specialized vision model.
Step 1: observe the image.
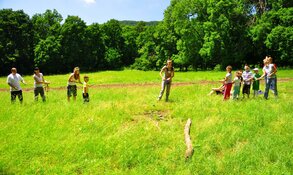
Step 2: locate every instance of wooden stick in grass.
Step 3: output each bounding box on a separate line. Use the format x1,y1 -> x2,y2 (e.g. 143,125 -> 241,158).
184,118 -> 194,159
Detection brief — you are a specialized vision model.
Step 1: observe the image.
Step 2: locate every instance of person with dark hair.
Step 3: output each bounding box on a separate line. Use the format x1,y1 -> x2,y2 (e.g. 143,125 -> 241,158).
242,65 -> 253,98
7,68 -> 26,103
33,67 -> 49,102
157,59 -> 174,102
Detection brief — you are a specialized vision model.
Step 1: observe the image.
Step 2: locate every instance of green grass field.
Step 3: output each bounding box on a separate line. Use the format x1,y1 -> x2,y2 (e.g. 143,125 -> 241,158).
1,70 -> 293,174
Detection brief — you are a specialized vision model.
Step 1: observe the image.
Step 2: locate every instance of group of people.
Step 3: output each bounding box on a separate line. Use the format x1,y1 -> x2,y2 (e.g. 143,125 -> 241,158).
6,58 -> 175,104
6,56 -> 277,104
209,56 -> 278,100
6,67 -> 90,103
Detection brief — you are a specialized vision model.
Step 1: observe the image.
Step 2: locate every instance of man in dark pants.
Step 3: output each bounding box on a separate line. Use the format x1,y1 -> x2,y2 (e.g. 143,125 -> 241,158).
7,68 -> 26,103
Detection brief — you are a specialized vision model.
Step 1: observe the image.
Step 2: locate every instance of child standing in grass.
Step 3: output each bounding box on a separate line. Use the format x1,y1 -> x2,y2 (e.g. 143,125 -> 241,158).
222,65 -> 232,100
67,67 -> 82,102
158,59 -> 174,102
232,71 -> 241,99
242,65 -> 253,98
83,75 -> 90,103
252,68 -> 261,97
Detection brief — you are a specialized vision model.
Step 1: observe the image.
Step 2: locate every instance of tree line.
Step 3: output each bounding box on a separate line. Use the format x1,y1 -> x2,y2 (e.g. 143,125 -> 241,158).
0,0 -> 292,75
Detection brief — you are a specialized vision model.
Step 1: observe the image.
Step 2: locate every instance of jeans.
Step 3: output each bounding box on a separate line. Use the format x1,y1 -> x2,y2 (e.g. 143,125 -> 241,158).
264,77 -> 278,99
158,80 -> 171,101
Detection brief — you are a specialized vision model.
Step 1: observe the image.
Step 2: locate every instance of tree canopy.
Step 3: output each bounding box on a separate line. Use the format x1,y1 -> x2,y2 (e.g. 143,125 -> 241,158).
0,1 -> 292,75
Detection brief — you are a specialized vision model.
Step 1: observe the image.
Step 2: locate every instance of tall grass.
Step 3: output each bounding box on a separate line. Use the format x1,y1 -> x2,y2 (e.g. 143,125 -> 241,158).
0,70 -> 293,174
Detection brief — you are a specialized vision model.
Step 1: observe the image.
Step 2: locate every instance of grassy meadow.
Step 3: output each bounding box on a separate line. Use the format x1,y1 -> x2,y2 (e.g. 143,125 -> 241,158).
0,70 -> 293,174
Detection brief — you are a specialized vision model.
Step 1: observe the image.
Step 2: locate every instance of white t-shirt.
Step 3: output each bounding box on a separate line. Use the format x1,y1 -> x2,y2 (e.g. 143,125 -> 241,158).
225,72 -> 232,84
33,73 -> 44,88
233,77 -> 241,86
7,73 -> 24,91
242,71 -> 253,85
263,64 -> 276,78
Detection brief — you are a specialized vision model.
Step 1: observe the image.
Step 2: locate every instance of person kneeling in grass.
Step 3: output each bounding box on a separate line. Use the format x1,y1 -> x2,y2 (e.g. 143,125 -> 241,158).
208,82 -> 225,96
157,59 -> 174,102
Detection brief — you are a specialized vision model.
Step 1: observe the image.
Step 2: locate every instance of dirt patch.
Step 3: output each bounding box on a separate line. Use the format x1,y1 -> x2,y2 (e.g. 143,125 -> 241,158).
143,109 -> 170,121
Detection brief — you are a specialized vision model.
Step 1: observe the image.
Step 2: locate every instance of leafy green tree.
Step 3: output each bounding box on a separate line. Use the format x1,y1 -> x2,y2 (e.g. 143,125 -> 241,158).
84,23 -> 106,70
31,9 -> 63,73
101,19 -> 125,69
250,6 -> 293,66
34,36 -> 62,73
0,9 -> 34,75
31,9 -> 62,42
60,16 -> 87,71
121,25 -> 139,66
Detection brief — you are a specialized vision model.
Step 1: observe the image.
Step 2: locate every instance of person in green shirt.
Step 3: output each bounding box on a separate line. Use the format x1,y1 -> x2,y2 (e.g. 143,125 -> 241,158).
252,68 -> 261,97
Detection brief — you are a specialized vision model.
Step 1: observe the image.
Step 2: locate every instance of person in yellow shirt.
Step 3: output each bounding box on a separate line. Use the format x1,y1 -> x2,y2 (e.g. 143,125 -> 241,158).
82,75 -> 90,103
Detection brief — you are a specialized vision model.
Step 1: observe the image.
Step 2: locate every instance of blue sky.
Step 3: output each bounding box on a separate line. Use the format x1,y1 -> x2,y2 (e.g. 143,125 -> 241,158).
0,0 -> 170,24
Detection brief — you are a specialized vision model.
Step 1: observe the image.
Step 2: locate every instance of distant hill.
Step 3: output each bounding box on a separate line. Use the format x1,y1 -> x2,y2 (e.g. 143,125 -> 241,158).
119,20 -> 160,26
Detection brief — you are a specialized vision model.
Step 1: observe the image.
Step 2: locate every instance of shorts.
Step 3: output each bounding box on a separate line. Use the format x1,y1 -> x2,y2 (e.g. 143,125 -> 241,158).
83,93 -> 89,102
67,85 -> 77,97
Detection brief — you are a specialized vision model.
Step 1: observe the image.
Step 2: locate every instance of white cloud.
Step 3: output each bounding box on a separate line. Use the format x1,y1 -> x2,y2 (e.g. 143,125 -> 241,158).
83,0 -> 96,4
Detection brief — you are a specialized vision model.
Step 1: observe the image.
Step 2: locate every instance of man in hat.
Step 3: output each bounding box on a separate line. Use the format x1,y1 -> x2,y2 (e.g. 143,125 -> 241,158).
252,68 -> 261,97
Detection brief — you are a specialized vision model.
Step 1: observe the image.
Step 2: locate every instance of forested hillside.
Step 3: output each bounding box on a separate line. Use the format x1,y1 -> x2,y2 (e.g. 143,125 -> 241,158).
0,0 -> 292,75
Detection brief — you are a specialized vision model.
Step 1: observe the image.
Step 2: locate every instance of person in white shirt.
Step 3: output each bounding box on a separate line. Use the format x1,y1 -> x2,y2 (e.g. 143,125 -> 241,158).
33,67 -> 49,102
258,56 -> 278,99
7,68 -> 26,103
242,65 -> 253,98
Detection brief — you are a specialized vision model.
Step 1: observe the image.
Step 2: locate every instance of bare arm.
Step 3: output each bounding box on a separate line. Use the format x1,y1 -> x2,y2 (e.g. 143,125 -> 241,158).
68,74 -> 74,82
159,68 -> 165,80
269,65 -> 277,77
77,77 -> 82,84
8,82 -> 18,90
258,68 -> 266,80
20,76 -> 26,85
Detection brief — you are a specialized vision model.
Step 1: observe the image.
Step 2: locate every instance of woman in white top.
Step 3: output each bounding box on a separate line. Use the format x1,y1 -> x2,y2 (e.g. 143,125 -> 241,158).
67,67 -> 82,102
258,56 -> 278,99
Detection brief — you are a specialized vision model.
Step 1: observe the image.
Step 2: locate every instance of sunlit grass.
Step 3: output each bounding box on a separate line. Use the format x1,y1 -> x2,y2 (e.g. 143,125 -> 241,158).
0,70 -> 293,174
